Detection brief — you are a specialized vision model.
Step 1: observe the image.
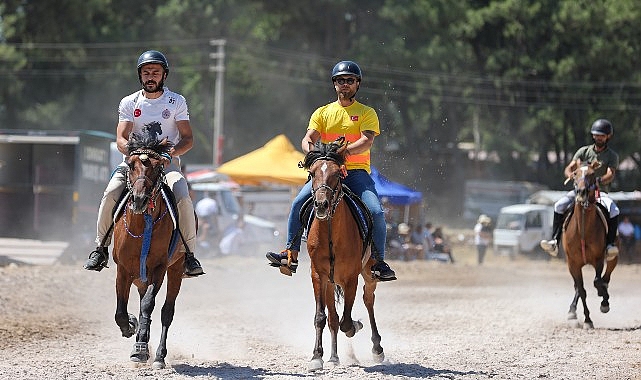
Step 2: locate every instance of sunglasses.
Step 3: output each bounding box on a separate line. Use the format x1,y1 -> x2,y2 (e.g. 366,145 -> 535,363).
334,77 -> 357,85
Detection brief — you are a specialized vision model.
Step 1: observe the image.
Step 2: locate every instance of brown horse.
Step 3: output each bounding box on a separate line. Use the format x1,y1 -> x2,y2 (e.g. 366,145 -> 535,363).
562,161 -> 618,329
302,138 -> 384,371
111,131 -> 184,368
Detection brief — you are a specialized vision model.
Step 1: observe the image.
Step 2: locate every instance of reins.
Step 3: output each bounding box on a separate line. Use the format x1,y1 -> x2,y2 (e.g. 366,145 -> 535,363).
306,154 -> 347,284
573,167 -> 600,265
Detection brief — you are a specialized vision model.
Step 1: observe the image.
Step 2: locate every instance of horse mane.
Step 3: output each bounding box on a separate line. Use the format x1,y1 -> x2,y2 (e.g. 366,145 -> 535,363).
301,140 -> 346,170
126,131 -> 174,156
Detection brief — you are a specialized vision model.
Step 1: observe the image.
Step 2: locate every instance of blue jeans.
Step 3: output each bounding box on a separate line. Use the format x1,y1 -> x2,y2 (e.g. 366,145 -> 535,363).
285,169 -> 387,261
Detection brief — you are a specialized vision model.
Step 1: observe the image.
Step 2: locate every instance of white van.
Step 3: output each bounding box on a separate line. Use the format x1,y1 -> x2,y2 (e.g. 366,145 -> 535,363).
493,204 -> 554,256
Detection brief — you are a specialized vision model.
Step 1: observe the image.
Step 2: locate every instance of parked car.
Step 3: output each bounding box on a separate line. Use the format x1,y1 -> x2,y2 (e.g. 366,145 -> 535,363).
493,204 -> 554,257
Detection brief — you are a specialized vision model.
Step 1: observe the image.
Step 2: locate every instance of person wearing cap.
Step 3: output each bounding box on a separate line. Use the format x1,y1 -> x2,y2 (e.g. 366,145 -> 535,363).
540,118 -> 620,259
83,50 -> 204,277
266,60 -> 396,281
474,215 -> 492,265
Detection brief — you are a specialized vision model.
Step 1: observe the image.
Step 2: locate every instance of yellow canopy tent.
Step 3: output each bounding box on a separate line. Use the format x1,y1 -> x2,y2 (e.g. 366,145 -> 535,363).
216,134 -> 308,186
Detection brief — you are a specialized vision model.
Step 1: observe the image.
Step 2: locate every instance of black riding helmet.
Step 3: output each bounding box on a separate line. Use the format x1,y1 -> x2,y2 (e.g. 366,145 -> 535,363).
331,60 -> 362,81
591,119 -> 613,136
137,50 -> 169,91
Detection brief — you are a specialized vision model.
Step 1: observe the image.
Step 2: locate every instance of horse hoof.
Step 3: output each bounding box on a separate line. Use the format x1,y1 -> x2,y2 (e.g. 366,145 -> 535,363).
372,351 -> 385,363
583,322 -> 594,330
122,314 -> 138,338
601,304 -> 610,313
567,312 -> 577,320
308,358 -> 323,372
567,319 -> 580,329
130,342 -> 150,362
152,360 -> 166,370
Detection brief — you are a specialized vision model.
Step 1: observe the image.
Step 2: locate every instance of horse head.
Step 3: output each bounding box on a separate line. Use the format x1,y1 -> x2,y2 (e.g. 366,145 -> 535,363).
571,160 -> 601,206
301,137 -> 348,220
125,132 -> 173,214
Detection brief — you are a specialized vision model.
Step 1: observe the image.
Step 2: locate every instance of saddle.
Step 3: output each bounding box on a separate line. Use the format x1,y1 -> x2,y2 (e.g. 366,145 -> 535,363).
563,202 -> 609,235
300,184 -> 374,259
111,181 -> 181,257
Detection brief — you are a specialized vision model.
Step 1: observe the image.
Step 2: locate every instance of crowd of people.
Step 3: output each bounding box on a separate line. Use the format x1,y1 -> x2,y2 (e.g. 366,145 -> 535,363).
386,221 -> 455,263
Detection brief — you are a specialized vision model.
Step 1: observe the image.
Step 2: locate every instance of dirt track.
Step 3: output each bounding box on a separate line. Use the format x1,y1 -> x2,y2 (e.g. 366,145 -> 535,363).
1,244 -> 641,380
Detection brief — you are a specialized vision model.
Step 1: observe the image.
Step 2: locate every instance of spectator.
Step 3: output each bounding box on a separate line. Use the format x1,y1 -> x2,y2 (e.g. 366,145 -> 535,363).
195,192 -> 220,249
432,226 -> 455,263
618,216 -> 635,256
474,214 -> 492,265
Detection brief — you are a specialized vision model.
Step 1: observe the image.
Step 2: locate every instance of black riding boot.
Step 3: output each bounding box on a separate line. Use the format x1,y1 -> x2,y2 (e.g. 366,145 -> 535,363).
184,251 -> 205,277
551,212 -> 564,242
540,212 -> 564,256
606,215 -> 619,260
607,215 -> 619,246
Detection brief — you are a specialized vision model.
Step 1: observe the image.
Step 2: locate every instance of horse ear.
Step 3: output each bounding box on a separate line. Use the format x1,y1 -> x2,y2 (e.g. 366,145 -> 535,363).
159,137 -> 169,146
591,161 -> 602,170
337,143 -> 348,156
335,136 -> 345,146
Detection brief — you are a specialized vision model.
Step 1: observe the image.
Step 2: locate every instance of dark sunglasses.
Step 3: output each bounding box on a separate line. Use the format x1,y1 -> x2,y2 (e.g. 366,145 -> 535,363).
334,77 -> 357,85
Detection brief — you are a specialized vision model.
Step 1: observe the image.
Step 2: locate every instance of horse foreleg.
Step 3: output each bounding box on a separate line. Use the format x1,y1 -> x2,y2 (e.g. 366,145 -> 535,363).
326,283 -> 340,366
362,271 -> 383,362
131,283 -> 158,363
309,275 -> 327,372
115,270 -> 137,338
153,263 -> 183,370
569,269 -> 592,329
594,259 -> 613,314
339,279 -> 361,338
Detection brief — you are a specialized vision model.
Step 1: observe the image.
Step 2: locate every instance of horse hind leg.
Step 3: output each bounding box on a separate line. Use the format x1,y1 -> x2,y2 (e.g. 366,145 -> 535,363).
593,277 -> 610,314
362,270 -> 384,363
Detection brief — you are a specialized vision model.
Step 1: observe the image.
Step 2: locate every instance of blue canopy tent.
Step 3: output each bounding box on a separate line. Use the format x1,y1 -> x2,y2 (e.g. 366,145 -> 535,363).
371,167 -> 423,223
371,167 -> 422,205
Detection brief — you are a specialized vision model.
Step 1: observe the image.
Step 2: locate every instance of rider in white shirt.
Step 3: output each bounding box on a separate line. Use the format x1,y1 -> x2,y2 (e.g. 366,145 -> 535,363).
83,50 -> 204,277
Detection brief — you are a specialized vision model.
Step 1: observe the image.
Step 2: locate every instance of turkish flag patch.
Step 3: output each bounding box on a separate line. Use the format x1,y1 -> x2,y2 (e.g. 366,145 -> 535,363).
350,115 -> 358,121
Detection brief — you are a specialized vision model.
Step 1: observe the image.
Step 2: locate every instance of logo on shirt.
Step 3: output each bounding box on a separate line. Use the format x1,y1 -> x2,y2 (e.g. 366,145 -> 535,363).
134,109 -> 142,117
350,115 -> 359,121
162,109 -> 171,119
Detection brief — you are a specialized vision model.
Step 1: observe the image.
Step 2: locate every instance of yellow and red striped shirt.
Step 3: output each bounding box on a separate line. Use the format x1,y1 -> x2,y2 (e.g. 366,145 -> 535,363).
308,100 -> 380,172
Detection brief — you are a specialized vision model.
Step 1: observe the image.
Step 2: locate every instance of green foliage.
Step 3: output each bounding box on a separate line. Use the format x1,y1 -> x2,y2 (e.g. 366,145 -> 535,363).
1,0 -> 641,199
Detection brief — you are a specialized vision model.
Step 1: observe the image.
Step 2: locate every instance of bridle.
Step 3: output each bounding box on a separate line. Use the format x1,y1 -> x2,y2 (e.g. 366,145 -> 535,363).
309,157 -> 346,220
126,148 -> 166,211
573,165 -> 598,209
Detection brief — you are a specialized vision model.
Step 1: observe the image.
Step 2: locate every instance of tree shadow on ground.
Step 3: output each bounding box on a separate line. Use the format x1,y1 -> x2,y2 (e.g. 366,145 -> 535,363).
365,363 -> 490,378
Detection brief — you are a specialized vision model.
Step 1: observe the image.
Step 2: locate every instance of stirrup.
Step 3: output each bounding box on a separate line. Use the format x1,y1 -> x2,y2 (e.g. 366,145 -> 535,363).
266,250 -> 298,276
183,252 -> 205,278
540,240 -> 558,257
84,248 -> 109,271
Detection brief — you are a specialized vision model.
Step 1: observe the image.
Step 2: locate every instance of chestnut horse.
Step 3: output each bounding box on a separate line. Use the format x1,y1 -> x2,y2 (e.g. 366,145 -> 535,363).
562,161 -> 618,329
111,131 -> 184,368
302,138 -> 384,371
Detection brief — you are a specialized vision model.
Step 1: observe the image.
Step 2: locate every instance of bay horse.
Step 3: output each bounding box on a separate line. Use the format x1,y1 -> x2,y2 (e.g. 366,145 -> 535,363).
562,161 -> 618,329
111,131 -> 184,368
302,137 -> 384,371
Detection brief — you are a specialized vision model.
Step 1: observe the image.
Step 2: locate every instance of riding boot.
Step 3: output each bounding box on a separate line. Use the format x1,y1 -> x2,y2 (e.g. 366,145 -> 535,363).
606,215 -> 619,261
266,249 -> 298,276
540,212 -> 564,256
183,251 -> 205,277
84,246 -> 109,271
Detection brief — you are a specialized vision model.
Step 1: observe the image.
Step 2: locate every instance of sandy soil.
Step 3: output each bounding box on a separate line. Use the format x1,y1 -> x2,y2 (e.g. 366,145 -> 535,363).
1,242 -> 641,380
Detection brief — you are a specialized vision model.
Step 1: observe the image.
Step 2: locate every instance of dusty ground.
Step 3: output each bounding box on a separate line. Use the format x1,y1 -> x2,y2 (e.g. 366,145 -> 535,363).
1,242 -> 641,380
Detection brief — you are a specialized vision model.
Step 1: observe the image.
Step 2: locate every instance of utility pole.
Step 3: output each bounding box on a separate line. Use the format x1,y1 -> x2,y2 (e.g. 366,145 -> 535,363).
209,39 -> 226,167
